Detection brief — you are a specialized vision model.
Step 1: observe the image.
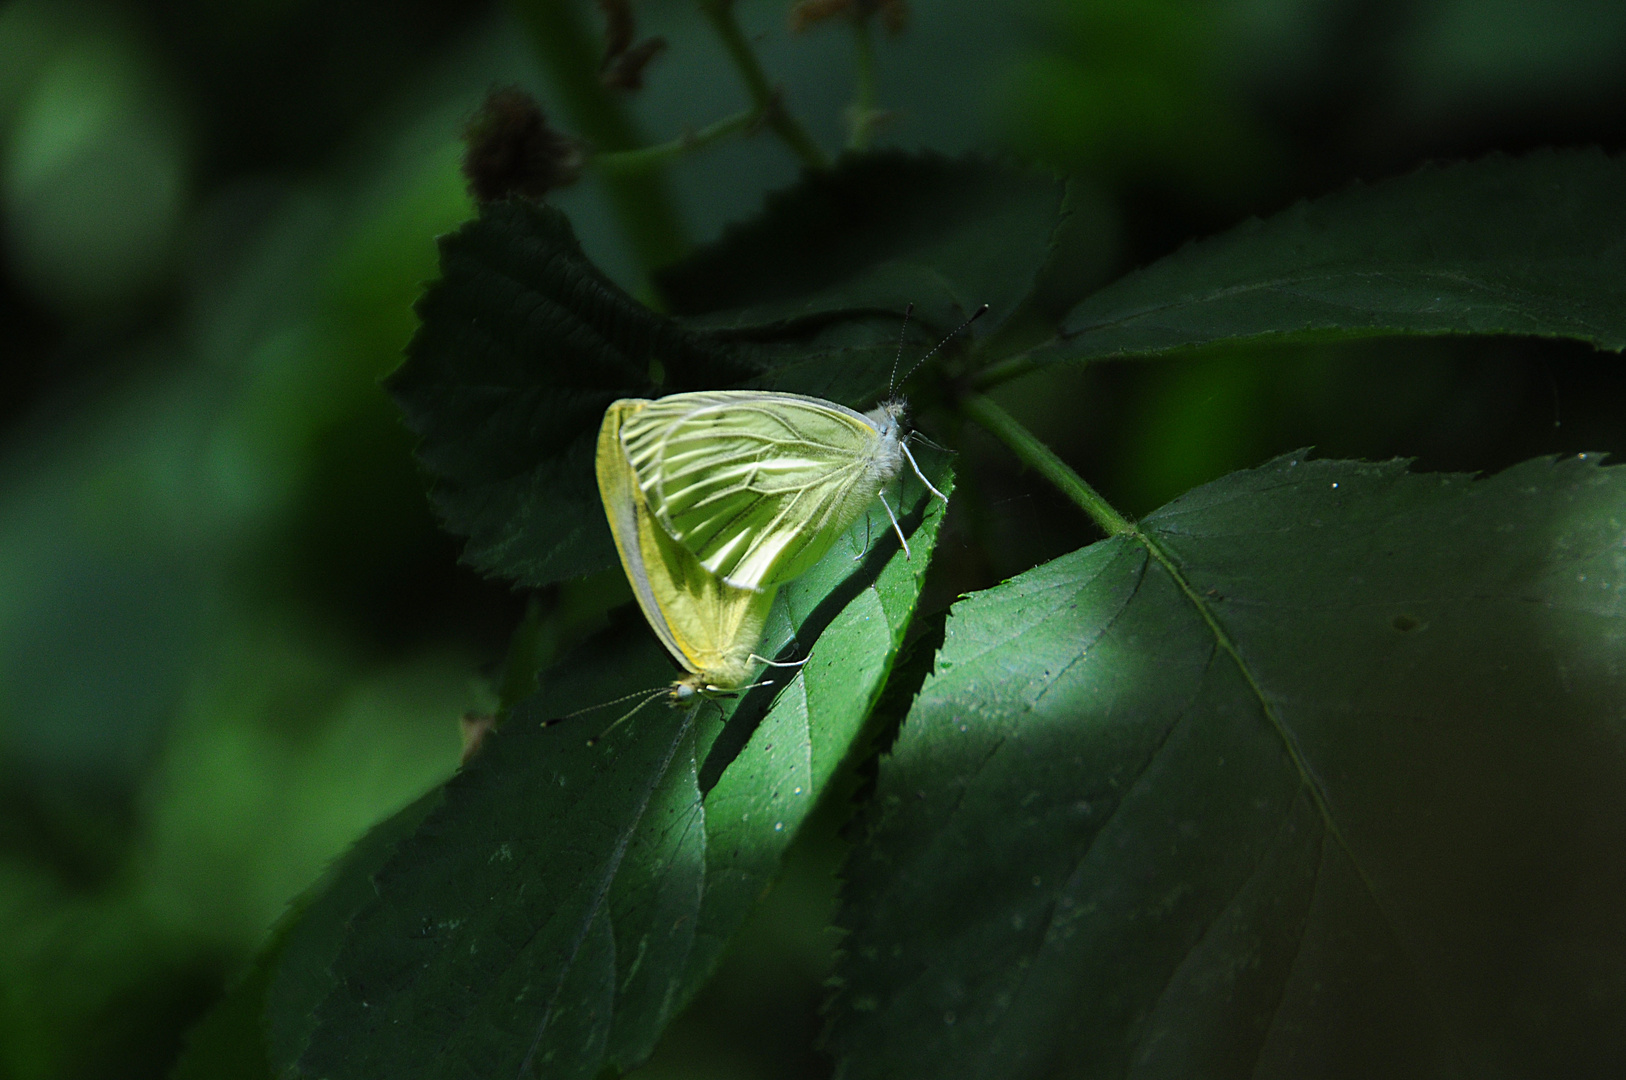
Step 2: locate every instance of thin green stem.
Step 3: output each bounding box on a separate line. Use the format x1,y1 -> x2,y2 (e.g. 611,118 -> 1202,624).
846,13 -> 877,150
511,0 -> 688,272
960,392 -> 1133,537
696,0 -> 829,170
594,109 -> 759,174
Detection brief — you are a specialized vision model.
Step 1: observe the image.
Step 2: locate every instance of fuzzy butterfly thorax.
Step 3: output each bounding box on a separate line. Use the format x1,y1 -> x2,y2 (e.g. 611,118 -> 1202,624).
863,398 -> 909,473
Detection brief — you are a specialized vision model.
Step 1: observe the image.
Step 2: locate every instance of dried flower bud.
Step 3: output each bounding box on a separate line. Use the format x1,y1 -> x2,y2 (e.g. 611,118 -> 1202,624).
459,712 -> 496,763
789,0 -> 907,34
602,36 -> 667,91
598,0 -> 665,91
876,0 -> 907,34
599,0 -> 635,58
789,0 -> 852,32
461,86 -> 582,203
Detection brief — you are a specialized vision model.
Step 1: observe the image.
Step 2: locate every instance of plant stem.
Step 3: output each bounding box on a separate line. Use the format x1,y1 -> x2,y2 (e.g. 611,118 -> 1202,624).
696,0 -> 829,170
959,392 -> 1134,537
595,109 -> 759,174
511,0 -> 688,271
847,13 -> 877,151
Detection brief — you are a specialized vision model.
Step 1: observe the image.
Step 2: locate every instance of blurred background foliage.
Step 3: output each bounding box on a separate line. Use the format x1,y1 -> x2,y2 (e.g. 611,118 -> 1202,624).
1,1 -> 1624,1077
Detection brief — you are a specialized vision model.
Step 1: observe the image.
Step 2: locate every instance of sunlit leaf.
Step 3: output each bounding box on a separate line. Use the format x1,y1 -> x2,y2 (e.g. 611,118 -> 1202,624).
830,452 -> 1626,1078
295,457 -> 951,1080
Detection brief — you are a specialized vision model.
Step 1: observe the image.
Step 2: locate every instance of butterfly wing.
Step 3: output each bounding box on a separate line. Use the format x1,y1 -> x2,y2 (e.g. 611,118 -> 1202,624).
598,401 -> 776,692
618,391 -> 886,591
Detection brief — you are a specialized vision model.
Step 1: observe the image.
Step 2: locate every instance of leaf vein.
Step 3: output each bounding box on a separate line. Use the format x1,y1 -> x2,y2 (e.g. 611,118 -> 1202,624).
1136,791 -> 1311,1072
1134,526 -> 1477,1075
1248,826 -> 1327,1080
974,645 -> 1219,1072
515,709 -> 700,1079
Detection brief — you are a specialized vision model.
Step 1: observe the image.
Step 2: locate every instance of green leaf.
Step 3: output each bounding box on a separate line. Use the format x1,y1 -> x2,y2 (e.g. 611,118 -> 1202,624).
391,154 -> 1061,588
170,789 -> 444,1080
168,946 -> 278,1080
829,452 -> 1626,1078
296,457 -> 952,1080
260,789 -> 444,1074
655,151 -> 1063,335
1034,150 -> 1626,369
386,200 -> 751,587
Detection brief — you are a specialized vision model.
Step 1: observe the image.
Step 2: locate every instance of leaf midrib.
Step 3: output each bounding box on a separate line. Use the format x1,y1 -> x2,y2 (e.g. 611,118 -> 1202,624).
1066,266 -> 1605,340
511,708 -> 700,1080
1132,526 -> 1477,1075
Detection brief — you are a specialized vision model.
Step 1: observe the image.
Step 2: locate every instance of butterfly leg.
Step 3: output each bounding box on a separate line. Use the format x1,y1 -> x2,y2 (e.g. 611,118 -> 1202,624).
899,440 -> 948,502
877,490 -> 913,559
750,652 -> 812,668
907,429 -> 950,453
713,676 -> 778,694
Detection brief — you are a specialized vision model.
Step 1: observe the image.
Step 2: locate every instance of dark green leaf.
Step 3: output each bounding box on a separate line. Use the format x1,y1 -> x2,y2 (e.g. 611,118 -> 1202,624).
259,789 -> 444,1074
1036,150 -> 1626,368
172,790 -> 442,1080
392,155 -> 1060,588
168,945 -> 278,1080
656,151 -> 1063,335
297,457 -> 953,1080
830,452 -> 1626,1078
387,200 -> 751,587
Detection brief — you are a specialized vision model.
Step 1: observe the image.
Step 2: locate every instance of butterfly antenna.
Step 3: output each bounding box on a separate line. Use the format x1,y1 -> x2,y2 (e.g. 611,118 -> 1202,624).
542,684 -> 670,747
897,303 -> 989,389
542,683 -> 668,726
888,302 -> 915,396
583,688 -> 671,747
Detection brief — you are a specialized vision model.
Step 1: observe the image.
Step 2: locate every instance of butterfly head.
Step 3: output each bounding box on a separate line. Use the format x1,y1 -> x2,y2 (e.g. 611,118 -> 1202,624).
667,671 -> 746,706
867,397 -> 909,443
668,673 -> 707,705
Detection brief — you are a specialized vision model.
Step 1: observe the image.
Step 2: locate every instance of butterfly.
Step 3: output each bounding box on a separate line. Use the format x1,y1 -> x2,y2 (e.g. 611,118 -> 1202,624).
596,398 -> 782,703
606,305 -> 984,594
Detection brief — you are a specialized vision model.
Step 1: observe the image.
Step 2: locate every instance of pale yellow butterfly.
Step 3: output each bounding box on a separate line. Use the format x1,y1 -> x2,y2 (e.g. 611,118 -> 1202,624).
596,398 -> 784,704
608,305 -> 982,594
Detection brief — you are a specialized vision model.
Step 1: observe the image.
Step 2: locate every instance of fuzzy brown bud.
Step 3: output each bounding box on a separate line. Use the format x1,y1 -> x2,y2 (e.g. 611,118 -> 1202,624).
602,36 -> 667,90
461,86 -> 582,203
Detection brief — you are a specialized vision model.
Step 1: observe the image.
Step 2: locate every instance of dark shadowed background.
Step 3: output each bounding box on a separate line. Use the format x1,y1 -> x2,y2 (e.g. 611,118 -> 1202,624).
3,1 -> 1625,1076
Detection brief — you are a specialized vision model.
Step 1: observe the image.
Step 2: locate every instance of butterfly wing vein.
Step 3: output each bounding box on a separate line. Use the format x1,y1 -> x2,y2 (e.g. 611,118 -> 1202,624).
620,393 -> 883,590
